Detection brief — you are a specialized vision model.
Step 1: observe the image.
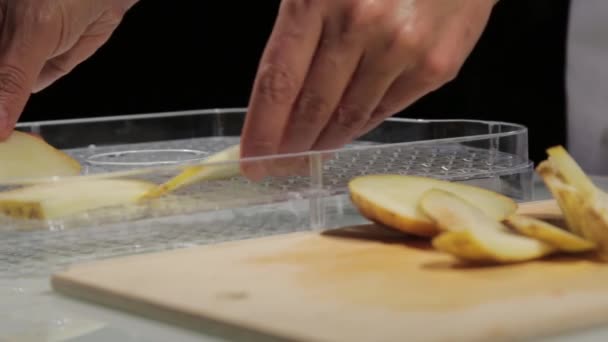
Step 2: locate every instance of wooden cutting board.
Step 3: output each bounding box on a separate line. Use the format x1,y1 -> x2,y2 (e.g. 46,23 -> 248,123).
51,200 -> 608,342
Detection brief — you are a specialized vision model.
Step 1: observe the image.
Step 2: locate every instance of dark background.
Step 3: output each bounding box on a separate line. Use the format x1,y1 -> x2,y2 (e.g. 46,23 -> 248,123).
21,0 -> 571,163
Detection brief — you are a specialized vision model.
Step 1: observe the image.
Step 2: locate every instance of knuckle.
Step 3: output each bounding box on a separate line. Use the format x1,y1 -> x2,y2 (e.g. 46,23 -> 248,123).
0,65 -> 28,97
342,0 -> 385,35
334,104 -> 370,131
419,52 -> 459,83
104,6 -> 129,25
45,59 -> 71,76
283,0 -> 321,13
255,63 -> 299,105
17,0 -> 60,28
389,25 -> 419,51
294,91 -> 331,124
372,103 -> 398,118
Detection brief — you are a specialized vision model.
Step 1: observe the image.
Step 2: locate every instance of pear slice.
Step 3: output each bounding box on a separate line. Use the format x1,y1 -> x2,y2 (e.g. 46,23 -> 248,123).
536,162 -> 585,236
546,145 -> 597,197
432,229 -> 556,264
348,175 -> 517,237
419,188 -> 555,263
536,147 -> 608,259
0,179 -> 155,220
0,130 -> 81,182
139,144 -> 241,200
505,214 -> 596,253
419,188 -> 509,233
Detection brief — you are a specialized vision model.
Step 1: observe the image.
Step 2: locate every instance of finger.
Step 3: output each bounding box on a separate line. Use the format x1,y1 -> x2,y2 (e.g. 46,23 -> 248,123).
267,19 -> 369,178
240,0 -> 324,180
33,31 -> 114,93
357,37 -> 467,137
0,11 -> 57,139
310,51 -> 405,151
276,20 -> 365,154
357,71 -> 441,137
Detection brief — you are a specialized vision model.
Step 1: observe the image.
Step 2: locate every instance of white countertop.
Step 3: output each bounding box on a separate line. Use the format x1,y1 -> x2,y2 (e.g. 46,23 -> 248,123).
2,176 -> 608,342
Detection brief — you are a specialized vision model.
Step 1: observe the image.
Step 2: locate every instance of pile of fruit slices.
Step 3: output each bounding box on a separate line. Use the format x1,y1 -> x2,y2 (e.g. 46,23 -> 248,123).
349,146 -> 608,264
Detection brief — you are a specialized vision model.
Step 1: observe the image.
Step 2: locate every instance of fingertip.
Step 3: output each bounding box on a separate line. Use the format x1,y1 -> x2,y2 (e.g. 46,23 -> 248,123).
240,161 -> 267,182
239,150 -> 267,181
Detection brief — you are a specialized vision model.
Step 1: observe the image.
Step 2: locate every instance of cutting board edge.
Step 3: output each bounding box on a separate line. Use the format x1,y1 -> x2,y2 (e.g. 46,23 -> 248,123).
51,271 -> 608,342
50,274 -> 310,342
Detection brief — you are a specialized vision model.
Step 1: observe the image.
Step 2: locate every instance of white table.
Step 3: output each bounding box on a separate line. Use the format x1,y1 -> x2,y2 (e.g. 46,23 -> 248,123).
2,176 -> 608,342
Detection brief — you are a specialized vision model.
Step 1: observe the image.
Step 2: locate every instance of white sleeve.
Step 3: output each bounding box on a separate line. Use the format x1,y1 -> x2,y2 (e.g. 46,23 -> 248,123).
566,0 -> 608,175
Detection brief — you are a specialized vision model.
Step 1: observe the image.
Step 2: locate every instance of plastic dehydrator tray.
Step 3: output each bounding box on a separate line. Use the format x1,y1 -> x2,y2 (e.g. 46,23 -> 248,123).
0,108 -> 533,277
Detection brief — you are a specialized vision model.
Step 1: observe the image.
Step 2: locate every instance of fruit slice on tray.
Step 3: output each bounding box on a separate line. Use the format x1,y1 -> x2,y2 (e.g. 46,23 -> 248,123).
348,174 -> 518,237
0,179 -> 156,220
0,131 -> 81,182
139,144 -> 241,200
0,134 -> 243,220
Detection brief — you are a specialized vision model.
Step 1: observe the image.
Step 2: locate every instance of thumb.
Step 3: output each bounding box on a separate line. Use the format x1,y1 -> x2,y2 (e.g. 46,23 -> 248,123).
0,61 -> 42,140
0,13 -> 56,141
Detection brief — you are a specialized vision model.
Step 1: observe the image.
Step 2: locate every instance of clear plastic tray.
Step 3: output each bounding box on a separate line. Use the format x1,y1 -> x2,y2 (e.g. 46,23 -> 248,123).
0,108 -> 533,277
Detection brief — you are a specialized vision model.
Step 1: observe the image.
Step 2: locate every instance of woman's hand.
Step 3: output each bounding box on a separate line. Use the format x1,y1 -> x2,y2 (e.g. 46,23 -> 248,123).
241,0 -> 497,179
0,0 -> 138,139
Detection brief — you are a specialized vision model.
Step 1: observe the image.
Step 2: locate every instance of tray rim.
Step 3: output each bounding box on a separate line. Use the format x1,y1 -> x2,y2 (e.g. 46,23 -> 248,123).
7,107 -> 530,185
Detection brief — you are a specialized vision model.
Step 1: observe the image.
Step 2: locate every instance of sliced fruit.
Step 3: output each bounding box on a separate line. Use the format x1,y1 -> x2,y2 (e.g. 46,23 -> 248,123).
139,144 -> 241,200
419,188 -> 555,263
0,179 -> 155,220
0,130 -> 81,182
505,214 -> 596,253
432,229 -> 556,264
419,188 -> 509,233
348,175 -> 517,237
537,161 -> 585,236
536,146 -> 608,260
546,145 -> 597,197
513,199 -> 563,221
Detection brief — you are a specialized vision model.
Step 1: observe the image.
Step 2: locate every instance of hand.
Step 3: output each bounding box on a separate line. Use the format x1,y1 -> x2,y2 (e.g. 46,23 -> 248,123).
0,0 -> 139,140
240,0 -> 497,179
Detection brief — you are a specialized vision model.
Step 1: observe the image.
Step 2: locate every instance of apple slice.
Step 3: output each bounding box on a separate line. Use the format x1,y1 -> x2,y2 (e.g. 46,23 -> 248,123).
139,144 -> 241,200
0,130 -> 81,182
0,178 -> 155,220
348,175 -> 518,237
505,214 -> 596,253
432,229 -> 556,264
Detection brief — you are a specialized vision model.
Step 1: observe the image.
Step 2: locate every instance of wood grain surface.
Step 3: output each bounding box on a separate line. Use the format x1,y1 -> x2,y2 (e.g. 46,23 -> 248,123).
52,200 -> 608,342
